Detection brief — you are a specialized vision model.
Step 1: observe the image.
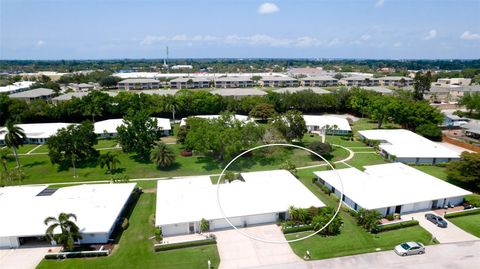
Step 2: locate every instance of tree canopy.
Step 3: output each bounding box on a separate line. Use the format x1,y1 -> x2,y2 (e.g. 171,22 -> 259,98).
271,110 -> 307,142
446,152 -> 480,190
117,111 -> 160,158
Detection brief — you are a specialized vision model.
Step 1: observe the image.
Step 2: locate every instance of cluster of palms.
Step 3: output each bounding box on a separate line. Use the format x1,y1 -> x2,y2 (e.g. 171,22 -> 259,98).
44,212 -> 82,251
0,122 -> 26,183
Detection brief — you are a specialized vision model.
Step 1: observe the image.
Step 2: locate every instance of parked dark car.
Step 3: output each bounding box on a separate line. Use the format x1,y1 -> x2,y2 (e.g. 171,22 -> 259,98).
425,213 -> 448,228
463,204 -> 474,210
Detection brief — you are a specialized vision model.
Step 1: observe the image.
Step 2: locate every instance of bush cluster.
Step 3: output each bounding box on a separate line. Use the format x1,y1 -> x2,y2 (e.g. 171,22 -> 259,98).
154,238 -> 216,252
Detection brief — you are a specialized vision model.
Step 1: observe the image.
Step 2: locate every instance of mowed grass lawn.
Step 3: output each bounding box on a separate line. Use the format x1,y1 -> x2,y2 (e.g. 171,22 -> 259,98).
285,168 -> 436,260
4,135 -> 351,185
448,214 -> 480,238
37,193 -> 220,269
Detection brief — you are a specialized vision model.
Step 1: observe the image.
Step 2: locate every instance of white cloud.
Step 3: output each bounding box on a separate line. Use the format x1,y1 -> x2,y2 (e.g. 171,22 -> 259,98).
36,40 -> 45,47
257,2 -> 279,14
360,34 -> 371,41
140,35 -> 166,45
393,42 -> 402,47
424,30 -> 437,40
460,31 -> 480,40
375,0 -> 385,8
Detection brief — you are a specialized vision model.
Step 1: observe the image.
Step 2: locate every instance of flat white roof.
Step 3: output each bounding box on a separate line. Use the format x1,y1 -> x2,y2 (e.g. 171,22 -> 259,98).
358,129 -> 460,159
0,123 -> 75,140
94,118 -> 171,134
179,114 -> 251,126
303,115 -> 351,132
0,81 -> 35,94
155,170 -> 325,226
314,162 -> 471,210
0,183 -> 136,237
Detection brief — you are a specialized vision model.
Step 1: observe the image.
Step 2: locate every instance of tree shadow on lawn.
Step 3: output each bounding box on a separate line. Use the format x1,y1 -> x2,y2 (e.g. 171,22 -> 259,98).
22,160 -> 47,168
195,156 -> 221,171
55,158 -> 99,172
154,162 -> 182,172
129,154 -> 152,164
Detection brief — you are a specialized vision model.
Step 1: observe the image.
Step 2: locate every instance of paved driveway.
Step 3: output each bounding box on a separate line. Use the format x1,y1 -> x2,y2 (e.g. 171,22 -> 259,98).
403,211 -> 478,243
0,246 -> 58,269
214,224 -> 301,269
247,240 -> 480,269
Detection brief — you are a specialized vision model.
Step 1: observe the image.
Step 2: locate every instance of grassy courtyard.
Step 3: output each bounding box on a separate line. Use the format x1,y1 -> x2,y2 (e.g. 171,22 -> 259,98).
284,168 -> 436,260
37,192 -> 220,269
448,214 -> 480,238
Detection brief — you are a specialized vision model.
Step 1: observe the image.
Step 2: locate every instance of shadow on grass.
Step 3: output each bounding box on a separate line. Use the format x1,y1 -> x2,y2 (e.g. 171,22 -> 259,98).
110,189 -> 142,244
22,160 -> 47,168
154,162 -> 182,172
196,156 -> 221,171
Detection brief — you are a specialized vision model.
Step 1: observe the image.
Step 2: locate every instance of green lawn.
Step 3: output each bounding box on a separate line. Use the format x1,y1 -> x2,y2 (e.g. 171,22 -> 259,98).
95,139 -> 120,149
352,118 -> 401,133
285,169 -> 436,260
411,165 -> 448,180
345,152 -> 389,170
448,214 -> 480,238
14,144 -> 39,154
37,193 -> 220,269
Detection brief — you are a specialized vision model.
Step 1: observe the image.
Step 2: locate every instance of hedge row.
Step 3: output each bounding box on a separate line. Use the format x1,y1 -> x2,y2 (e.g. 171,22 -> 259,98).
154,238 -> 216,252
45,250 -> 109,259
445,208 -> 480,219
282,225 -> 314,234
377,220 -> 419,232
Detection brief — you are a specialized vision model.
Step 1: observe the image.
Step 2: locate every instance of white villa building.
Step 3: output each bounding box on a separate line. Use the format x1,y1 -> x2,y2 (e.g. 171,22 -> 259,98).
0,183 -> 136,248
94,118 -> 171,138
303,115 -> 352,134
358,129 -> 460,164
314,163 -> 471,216
179,114 -> 251,127
0,123 -> 74,145
155,170 -> 325,236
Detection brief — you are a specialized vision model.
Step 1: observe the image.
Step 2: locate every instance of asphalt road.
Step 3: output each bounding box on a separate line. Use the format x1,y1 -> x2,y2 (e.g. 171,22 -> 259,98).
246,240 -> 480,269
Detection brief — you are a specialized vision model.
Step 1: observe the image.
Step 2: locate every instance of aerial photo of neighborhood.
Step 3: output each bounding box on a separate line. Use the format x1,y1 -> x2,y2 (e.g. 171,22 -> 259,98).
0,0 -> 479,268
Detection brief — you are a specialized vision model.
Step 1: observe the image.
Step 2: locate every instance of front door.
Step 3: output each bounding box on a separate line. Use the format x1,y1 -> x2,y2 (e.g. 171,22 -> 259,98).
431,200 -> 438,209
189,222 -> 194,234
395,205 -> 402,214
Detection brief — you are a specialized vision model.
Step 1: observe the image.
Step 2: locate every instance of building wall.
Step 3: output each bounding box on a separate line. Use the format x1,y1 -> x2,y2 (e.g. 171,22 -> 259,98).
162,223 -> 190,236
79,233 -> 110,244
0,236 -> 20,249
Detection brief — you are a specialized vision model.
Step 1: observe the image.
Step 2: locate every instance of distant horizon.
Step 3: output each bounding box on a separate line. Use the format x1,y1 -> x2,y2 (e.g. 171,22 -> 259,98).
1,0 -> 479,60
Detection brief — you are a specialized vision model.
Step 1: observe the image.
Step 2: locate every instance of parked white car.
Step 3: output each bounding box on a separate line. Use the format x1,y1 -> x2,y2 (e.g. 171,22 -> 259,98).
394,242 -> 425,256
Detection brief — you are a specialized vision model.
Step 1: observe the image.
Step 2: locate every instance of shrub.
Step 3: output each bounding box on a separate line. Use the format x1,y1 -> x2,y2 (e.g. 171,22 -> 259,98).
312,207 -> 343,236
445,208 -> 480,219
416,123 -> 442,141
280,160 -> 297,176
377,220 -> 419,232
385,214 -> 394,221
314,181 -> 332,195
121,218 -> 129,230
45,250 -> 109,259
154,227 -> 163,243
154,238 -> 216,252
180,150 -> 193,157
282,225 -> 313,234
308,141 -> 333,158
200,218 -> 210,233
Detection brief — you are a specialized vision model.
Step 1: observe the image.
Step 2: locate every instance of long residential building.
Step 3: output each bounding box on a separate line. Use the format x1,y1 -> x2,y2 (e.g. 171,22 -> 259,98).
169,77 -> 210,89
117,79 -> 160,90
8,88 -> 55,102
299,76 -> 338,87
260,76 -> 298,87
378,76 -> 413,87
339,76 -> 380,87
214,77 -> 254,88
0,123 -> 74,145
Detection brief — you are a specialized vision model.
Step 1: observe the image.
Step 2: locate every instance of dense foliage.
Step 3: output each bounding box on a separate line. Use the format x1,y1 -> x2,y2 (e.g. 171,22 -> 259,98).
446,152 -> 480,190
117,111 -> 161,158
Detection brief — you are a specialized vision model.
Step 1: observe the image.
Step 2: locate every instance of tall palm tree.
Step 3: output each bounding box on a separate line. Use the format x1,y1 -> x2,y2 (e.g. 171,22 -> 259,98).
330,124 -> 339,140
150,142 -> 176,169
44,213 -> 82,251
165,96 -> 178,123
2,122 -> 26,167
99,151 -> 121,174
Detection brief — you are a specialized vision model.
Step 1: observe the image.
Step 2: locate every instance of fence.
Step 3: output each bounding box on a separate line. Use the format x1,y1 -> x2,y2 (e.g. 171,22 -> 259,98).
442,135 -> 480,153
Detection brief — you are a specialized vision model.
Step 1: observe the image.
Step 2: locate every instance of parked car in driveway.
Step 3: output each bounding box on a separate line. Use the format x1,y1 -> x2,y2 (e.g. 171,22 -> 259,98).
425,213 -> 448,228
394,242 -> 425,256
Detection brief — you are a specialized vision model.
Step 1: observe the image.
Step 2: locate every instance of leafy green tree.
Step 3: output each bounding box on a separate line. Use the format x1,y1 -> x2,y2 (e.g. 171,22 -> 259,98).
44,213 -> 82,251
98,151 -> 121,174
47,121 -> 99,178
311,207 -> 343,236
117,111 -> 160,159
100,76 -> 121,88
413,71 -> 431,101
200,218 -> 210,233
0,94 -> 12,125
81,91 -> 112,122
2,121 -> 26,167
458,92 -> 480,116
446,152 -> 480,189
308,141 -> 333,158
288,206 -> 309,224
368,95 -> 395,129
280,160 -> 297,176
415,123 -> 442,141
271,110 -> 307,142
356,209 -> 381,233
249,103 -> 276,120
150,141 -> 176,169
0,149 -> 10,183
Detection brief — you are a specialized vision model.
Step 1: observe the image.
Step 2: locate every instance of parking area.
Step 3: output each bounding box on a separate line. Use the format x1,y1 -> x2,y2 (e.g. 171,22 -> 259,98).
0,246 -> 59,269
404,211 -> 478,243
214,224 -> 301,269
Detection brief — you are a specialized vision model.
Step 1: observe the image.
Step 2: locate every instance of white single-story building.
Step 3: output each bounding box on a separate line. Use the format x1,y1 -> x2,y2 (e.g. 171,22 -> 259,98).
0,123 -> 75,145
0,183 -> 136,248
155,170 -> 325,236
94,118 -> 172,138
179,114 -> 252,127
303,115 -> 352,135
358,129 -> 460,164
314,163 -> 471,216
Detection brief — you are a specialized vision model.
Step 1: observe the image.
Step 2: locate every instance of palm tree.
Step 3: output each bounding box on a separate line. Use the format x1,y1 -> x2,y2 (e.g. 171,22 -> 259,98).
44,213 -> 82,251
165,97 -> 178,123
2,122 -> 26,167
99,151 -> 121,174
150,142 -> 176,168
330,124 -> 339,140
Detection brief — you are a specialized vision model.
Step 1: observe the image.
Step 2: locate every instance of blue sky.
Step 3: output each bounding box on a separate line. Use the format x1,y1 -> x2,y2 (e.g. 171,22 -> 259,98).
1,0 -> 479,59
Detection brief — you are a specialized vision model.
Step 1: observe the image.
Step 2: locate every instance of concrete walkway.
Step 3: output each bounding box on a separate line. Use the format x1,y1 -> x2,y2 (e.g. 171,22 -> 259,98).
0,246 -> 60,269
214,224 -> 301,269
247,240 -> 480,269
404,211 -> 478,243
